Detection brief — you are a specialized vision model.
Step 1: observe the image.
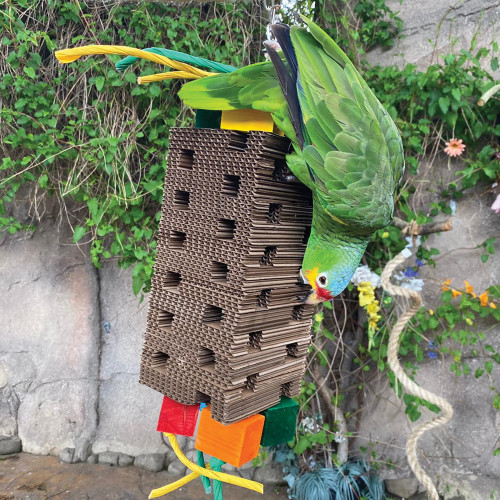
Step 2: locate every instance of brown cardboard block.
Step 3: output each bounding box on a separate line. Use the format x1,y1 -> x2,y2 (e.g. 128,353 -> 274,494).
141,128 -> 314,424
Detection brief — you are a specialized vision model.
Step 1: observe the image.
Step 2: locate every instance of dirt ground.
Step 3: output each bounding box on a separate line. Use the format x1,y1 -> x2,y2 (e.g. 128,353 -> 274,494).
0,453 -> 288,500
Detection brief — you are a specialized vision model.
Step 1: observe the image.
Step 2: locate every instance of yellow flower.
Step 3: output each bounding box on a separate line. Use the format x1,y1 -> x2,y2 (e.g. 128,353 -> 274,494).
429,309 -> 434,315
357,282 -> 373,293
382,231 -> 389,238
357,281 -> 381,350
442,279 -> 451,291
490,302 -> 497,309
479,291 -> 489,307
464,280 -> 474,294
451,289 -> 462,298
465,318 -> 473,326
359,295 -> 371,307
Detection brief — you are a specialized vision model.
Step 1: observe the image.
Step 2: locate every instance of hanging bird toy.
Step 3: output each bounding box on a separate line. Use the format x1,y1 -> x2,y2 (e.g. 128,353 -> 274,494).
55,14 -> 404,499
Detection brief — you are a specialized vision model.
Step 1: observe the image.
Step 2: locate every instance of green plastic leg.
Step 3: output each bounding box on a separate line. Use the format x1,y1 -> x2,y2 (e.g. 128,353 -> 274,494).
209,457 -> 225,500
197,450 -> 212,494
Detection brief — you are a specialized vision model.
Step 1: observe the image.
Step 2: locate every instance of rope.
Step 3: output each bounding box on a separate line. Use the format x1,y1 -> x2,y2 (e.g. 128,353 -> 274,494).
148,433 -> 264,498
380,250 -> 454,500
149,467 -> 212,498
55,45 -> 216,79
138,71 -> 200,83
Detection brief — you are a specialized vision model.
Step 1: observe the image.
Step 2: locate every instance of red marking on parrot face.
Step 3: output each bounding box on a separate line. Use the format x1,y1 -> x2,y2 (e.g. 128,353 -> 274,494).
316,286 -> 333,301
303,268 -> 334,303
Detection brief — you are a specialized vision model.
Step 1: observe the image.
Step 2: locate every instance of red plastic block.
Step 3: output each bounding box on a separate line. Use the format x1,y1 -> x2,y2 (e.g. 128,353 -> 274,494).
195,407 -> 265,467
157,396 -> 199,436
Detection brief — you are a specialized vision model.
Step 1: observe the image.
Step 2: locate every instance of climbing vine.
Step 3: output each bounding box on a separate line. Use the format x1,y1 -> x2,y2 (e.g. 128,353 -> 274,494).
0,0 -> 266,295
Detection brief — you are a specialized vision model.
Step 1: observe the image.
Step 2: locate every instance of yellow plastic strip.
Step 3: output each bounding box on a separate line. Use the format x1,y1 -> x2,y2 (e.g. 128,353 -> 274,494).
138,71 -> 199,84
148,433 -> 263,498
149,470 -> 203,498
55,45 -> 216,79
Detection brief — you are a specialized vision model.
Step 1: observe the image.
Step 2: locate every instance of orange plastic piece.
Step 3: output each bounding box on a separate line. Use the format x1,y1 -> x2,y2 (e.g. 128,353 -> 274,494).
221,109 -> 281,134
195,407 -> 265,467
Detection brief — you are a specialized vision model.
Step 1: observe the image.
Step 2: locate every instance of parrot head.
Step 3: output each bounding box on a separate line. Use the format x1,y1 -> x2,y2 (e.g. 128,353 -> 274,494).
300,235 -> 369,305
300,267 -> 335,304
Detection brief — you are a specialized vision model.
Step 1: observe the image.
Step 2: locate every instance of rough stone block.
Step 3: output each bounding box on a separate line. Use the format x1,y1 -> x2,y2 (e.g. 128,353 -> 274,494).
237,462 -> 255,480
98,451 -> 120,466
0,218 -> 100,455
385,476 -> 419,498
253,462 -> 285,485
17,380 -> 98,456
59,447 -> 76,464
134,453 -> 165,472
0,366 -> 7,388
167,459 -> 187,475
74,438 -> 92,463
92,263 -> 167,458
0,386 -> 19,437
0,435 -> 22,455
91,374 -> 166,456
118,454 -> 134,467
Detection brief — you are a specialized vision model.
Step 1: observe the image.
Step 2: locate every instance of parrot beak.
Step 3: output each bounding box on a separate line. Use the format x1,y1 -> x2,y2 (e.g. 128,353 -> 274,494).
301,268 -> 321,304
305,289 -> 321,304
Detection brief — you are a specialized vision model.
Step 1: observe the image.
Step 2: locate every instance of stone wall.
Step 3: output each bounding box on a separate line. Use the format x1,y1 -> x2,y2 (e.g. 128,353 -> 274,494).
367,0 -> 500,69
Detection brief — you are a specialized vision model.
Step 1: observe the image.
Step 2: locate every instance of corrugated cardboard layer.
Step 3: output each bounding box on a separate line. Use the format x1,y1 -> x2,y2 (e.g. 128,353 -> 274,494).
141,128 -> 314,424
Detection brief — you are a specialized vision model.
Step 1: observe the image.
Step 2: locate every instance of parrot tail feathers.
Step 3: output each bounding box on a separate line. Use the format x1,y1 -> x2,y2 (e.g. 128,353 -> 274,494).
270,23 -> 299,82
263,38 -> 304,149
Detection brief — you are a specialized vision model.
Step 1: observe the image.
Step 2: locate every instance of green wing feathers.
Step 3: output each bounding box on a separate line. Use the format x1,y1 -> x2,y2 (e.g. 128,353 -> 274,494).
292,17 -> 404,234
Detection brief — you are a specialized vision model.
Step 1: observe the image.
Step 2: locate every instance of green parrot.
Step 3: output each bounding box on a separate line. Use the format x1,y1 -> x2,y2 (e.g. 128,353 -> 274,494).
177,16 -> 405,303
56,16 -> 404,304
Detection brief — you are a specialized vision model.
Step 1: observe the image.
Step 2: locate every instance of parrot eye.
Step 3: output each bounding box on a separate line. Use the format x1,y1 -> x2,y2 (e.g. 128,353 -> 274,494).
317,274 -> 327,287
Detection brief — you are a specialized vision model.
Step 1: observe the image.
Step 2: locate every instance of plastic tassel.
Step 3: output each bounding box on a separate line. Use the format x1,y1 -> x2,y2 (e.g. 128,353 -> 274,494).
209,457 -> 225,500
148,433 -> 263,498
197,450 -> 212,494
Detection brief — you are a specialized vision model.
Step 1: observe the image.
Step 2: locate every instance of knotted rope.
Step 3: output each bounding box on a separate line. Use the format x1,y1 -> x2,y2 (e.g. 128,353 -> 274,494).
381,250 -> 454,500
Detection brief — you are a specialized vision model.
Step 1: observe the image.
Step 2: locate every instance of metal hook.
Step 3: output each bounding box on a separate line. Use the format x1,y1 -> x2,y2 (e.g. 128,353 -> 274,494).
263,0 -> 281,33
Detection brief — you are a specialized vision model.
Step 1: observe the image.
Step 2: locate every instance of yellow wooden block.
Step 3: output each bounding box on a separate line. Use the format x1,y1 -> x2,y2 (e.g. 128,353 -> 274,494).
221,109 -> 281,134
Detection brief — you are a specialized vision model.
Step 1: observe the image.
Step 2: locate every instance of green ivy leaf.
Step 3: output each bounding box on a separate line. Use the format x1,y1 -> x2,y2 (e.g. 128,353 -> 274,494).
451,88 -> 461,101
293,436 -> 310,455
23,66 -> 36,79
73,225 -> 86,243
438,96 -> 450,114
95,76 -> 105,92
38,173 -> 48,188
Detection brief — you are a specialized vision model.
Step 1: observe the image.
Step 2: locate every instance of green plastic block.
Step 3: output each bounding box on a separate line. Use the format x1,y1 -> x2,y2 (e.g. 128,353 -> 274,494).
260,397 -> 298,447
195,109 -> 221,129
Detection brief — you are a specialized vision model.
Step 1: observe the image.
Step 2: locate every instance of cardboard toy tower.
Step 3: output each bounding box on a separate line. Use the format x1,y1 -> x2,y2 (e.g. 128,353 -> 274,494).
141,112 -> 314,429
54,41 -> 319,499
